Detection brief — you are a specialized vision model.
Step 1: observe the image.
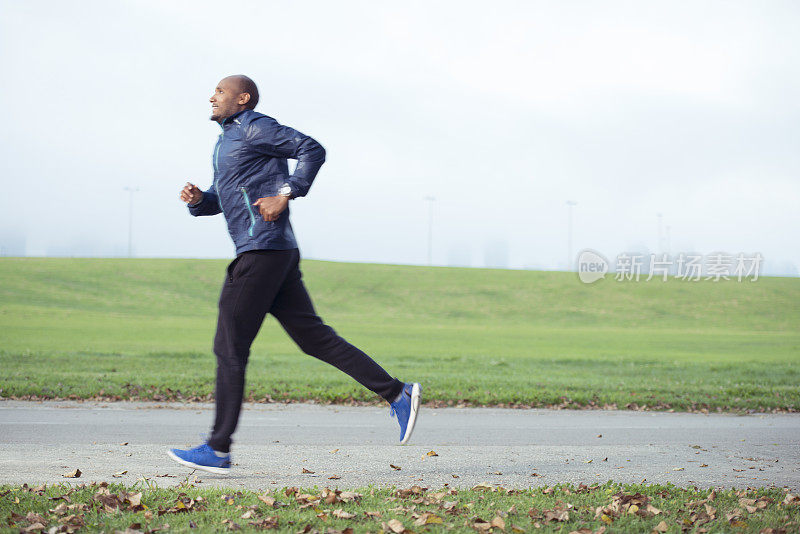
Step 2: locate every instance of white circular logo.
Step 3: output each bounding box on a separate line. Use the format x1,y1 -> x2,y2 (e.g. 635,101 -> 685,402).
577,249 -> 609,284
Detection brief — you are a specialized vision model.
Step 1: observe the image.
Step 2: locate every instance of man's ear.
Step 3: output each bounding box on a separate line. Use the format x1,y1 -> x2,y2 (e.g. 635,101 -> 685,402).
238,93 -> 251,106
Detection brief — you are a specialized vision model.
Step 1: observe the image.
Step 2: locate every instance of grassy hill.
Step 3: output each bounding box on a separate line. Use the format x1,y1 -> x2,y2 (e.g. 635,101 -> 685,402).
1,257 -> 798,411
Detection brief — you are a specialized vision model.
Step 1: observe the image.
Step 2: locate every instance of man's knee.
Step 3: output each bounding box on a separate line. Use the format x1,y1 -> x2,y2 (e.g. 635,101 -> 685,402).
213,338 -> 251,370
291,323 -> 343,357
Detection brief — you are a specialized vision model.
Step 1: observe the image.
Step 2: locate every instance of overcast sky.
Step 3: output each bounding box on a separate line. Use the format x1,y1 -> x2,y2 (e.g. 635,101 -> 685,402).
1,0 -> 798,274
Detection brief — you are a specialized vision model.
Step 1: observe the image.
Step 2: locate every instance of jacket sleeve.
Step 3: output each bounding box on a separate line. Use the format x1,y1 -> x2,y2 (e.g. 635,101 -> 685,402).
187,186 -> 222,216
245,116 -> 326,198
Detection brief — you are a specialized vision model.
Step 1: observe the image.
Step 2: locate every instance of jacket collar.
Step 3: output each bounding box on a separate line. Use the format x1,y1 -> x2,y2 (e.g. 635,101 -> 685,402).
219,109 -> 248,129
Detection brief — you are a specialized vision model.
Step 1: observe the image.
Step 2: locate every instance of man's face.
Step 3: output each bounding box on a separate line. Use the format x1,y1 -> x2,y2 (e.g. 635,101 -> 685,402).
209,78 -> 245,122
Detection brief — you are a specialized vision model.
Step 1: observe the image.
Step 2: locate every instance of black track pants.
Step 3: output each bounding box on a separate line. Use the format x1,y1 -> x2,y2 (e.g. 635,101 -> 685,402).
207,248 -> 404,453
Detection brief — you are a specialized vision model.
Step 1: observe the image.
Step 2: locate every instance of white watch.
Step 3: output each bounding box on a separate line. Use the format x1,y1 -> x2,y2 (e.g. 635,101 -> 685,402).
278,184 -> 292,197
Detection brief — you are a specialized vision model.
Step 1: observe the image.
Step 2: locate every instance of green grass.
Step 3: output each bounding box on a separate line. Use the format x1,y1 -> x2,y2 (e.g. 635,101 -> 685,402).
2,481 -> 798,533
1,257 -> 799,411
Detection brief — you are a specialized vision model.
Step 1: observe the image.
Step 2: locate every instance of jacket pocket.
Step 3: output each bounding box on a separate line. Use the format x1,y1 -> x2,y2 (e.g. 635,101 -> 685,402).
240,187 -> 257,237
226,255 -> 242,283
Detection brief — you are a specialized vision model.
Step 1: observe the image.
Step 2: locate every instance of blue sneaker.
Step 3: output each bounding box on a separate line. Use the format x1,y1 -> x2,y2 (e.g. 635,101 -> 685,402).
389,382 -> 422,444
167,443 -> 231,475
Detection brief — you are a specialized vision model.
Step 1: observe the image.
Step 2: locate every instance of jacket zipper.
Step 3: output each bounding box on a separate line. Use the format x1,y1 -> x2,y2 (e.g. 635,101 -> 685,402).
213,127 -> 225,214
240,187 -> 257,237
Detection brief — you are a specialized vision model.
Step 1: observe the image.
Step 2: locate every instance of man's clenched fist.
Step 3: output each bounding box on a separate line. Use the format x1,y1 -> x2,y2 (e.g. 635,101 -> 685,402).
180,182 -> 203,205
253,196 -> 289,222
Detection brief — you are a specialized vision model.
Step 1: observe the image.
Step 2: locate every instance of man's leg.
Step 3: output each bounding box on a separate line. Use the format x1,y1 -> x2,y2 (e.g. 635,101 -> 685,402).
269,249 -> 405,403
208,249 -> 296,453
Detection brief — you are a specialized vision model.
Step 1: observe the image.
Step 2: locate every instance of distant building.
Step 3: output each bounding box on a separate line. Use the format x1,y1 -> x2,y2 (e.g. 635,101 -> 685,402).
0,231 -> 26,256
447,243 -> 472,267
483,239 -> 509,269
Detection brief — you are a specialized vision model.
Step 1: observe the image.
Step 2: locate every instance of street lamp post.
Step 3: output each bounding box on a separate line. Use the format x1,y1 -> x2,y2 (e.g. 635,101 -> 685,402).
566,200 -> 577,271
424,196 -> 436,266
123,187 -> 139,258
665,225 -> 671,256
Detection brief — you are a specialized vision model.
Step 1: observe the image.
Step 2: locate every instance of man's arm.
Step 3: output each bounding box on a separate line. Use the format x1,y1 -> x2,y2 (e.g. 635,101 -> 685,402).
245,116 -> 326,198
180,182 -> 222,216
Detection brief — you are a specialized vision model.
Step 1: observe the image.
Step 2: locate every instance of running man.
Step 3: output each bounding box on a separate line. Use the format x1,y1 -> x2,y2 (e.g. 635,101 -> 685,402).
168,75 -> 421,474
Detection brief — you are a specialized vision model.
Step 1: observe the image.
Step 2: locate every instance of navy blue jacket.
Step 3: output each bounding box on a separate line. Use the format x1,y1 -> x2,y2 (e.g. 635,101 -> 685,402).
188,110 -> 325,254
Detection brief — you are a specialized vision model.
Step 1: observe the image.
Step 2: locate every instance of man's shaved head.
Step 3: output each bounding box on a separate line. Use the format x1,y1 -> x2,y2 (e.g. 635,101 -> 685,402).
223,75 -> 259,110
209,75 -> 260,122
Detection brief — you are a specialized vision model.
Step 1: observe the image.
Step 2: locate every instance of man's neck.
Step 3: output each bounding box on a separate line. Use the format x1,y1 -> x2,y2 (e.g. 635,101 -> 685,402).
218,108 -> 248,125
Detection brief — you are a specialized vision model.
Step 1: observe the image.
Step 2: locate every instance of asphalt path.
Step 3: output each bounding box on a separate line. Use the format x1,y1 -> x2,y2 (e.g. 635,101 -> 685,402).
1,401 -> 798,491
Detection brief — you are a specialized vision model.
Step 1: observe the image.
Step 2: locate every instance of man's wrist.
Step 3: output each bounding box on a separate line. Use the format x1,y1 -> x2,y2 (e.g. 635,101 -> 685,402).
188,193 -> 204,207
278,183 -> 292,198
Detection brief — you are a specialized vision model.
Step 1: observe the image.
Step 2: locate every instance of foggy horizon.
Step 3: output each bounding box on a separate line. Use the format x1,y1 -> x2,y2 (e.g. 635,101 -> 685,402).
1,1 -> 798,277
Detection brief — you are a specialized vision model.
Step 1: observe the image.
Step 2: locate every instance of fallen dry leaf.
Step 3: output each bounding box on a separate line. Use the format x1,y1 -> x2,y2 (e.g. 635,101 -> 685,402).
390,464 -> 402,471
322,488 -> 339,505
49,503 -> 68,517
413,512 -> 443,526
62,468 -> 82,478
26,512 -> 48,525
396,485 -> 427,498
301,467 -> 314,474
645,504 -> 662,516
328,474 -> 341,480
429,491 -> 447,503
652,520 -> 668,533
333,509 -> 355,519
739,498 -> 758,513
339,491 -> 362,502
726,509 -> 742,522
472,518 -> 491,531
386,518 -> 405,533
248,516 -> 278,529
112,470 -> 128,478
543,508 -> 570,523
257,494 -> 276,507
491,515 -> 506,530
783,493 -> 800,506
426,450 -> 438,457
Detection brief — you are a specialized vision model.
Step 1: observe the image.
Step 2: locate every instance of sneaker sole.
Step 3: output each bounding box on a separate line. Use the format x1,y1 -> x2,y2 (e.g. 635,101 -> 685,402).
166,449 -> 231,475
400,382 -> 422,445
